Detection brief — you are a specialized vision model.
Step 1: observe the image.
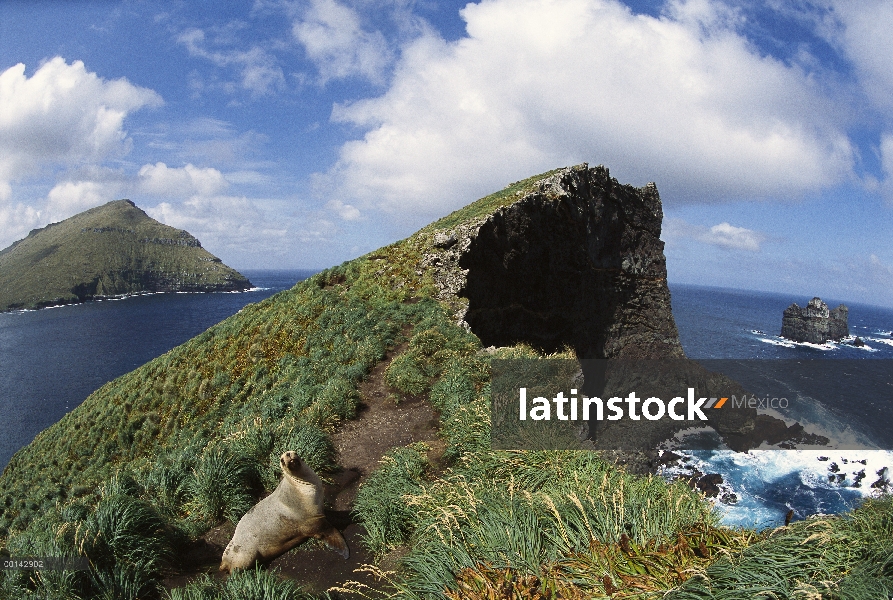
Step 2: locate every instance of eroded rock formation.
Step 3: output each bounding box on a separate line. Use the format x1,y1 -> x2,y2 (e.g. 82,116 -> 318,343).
427,164 -> 683,359
424,164 -> 827,457
781,297 -> 849,344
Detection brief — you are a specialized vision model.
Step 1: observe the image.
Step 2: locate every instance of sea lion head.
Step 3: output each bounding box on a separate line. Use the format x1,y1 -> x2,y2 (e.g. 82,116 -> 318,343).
280,451 -> 304,475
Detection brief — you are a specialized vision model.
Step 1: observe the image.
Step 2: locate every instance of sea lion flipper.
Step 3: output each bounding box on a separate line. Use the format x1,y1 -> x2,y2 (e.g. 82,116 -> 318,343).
319,527 -> 350,559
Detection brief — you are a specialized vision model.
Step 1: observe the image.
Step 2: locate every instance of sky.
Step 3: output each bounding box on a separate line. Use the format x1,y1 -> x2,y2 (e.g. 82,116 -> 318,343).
0,0 -> 891,308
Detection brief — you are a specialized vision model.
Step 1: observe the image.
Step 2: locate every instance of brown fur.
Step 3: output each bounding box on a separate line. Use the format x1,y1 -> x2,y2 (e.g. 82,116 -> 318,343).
220,451 -> 349,573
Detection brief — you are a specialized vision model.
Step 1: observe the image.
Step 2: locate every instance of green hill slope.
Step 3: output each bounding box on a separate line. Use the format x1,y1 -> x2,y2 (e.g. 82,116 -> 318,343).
0,166 -> 889,600
0,199 -> 251,312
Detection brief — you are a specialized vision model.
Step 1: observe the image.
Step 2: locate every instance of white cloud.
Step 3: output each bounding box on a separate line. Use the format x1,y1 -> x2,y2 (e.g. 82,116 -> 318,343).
0,166 -> 131,247
138,162 -> 229,197
822,1 -> 893,114
0,201 -> 41,250
147,195 -> 288,255
0,58 -> 162,186
326,199 -> 361,220
701,222 -> 765,251
45,179 -> 126,222
664,218 -> 766,251
316,0 -> 854,224
178,28 -> 285,96
292,0 -> 393,84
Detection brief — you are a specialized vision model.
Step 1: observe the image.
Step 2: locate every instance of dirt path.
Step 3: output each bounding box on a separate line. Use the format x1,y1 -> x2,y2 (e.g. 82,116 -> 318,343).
164,337 -> 443,597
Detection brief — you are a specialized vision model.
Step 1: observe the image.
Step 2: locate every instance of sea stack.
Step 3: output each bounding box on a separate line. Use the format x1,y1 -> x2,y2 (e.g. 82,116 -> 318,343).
780,297 -> 849,343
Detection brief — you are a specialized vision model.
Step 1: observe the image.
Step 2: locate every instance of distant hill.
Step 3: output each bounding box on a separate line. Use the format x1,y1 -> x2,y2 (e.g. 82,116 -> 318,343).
0,199 -> 252,311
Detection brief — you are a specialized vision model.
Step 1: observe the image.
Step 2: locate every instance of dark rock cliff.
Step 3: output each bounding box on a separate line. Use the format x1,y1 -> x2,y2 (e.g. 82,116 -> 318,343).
427,164 -> 683,360
425,164 -> 826,459
781,297 -> 849,344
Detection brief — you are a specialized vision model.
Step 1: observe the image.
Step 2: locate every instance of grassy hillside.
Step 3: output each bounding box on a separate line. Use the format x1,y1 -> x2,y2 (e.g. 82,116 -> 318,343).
0,199 -> 251,312
1,168 -> 890,599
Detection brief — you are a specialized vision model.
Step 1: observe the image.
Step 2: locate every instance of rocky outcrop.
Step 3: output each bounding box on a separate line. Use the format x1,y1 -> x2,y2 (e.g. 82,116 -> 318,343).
420,164 -> 828,452
425,164 -> 683,359
781,297 -> 849,344
431,165 -> 828,454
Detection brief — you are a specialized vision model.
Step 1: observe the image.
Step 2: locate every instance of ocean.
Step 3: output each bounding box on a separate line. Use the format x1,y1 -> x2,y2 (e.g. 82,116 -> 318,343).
0,270 -> 317,470
1,279 -> 891,528
666,284 -> 893,528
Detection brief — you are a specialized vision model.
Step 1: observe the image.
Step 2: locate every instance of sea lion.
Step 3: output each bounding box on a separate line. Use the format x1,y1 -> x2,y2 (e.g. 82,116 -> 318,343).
220,451 -> 349,573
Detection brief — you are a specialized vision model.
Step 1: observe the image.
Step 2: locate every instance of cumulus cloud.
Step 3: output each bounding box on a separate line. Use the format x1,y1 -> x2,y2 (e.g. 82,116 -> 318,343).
701,222 -> 766,251
0,58 -> 162,185
138,162 -> 229,197
665,218 -> 766,251
292,0 -> 393,84
315,0 -> 854,224
45,179 -> 126,222
0,201 -> 42,249
0,164 -> 132,247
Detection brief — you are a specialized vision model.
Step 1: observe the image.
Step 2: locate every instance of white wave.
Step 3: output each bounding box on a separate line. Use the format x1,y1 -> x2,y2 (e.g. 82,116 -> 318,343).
757,335 -> 838,350
793,340 -> 836,351
660,449 -> 893,528
758,337 -> 796,348
867,337 -> 893,347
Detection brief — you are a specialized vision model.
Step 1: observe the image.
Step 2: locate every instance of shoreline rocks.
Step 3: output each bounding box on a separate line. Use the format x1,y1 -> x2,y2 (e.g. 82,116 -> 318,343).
780,297 -> 848,344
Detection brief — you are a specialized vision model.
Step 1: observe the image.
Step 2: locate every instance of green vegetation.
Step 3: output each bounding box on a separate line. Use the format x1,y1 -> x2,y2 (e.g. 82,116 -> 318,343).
165,567 -> 319,600
423,167 -> 564,232
0,199 -> 250,311
1,168 -> 890,599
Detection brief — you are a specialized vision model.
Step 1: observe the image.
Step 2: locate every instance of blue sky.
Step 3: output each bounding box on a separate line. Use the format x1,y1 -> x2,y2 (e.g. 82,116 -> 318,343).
1,0 -> 891,308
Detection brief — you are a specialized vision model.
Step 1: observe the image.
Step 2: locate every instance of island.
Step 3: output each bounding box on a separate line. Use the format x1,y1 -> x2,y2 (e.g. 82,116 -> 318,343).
780,297 -> 849,343
0,167 -> 881,599
0,199 -> 252,312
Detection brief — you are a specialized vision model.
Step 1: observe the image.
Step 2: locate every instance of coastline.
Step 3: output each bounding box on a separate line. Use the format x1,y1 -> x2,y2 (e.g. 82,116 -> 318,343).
0,282 -> 258,314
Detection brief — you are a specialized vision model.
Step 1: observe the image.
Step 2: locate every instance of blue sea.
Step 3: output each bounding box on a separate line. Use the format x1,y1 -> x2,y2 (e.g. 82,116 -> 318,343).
666,284 -> 893,528
1,279 -> 891,528
0,270 -> 316,471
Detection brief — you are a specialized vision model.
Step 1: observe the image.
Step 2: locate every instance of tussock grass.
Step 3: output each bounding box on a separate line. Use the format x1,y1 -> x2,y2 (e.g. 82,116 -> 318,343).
165,566 -> 320,600
368,450 -> 719,599
668,496 -> 893,599
354,444 -> 432,556
1,480 -> 177,599
185,445 -> 259,526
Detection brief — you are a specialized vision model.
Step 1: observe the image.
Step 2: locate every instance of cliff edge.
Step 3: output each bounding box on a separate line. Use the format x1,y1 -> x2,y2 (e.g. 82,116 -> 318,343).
423,164 -> 683,359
